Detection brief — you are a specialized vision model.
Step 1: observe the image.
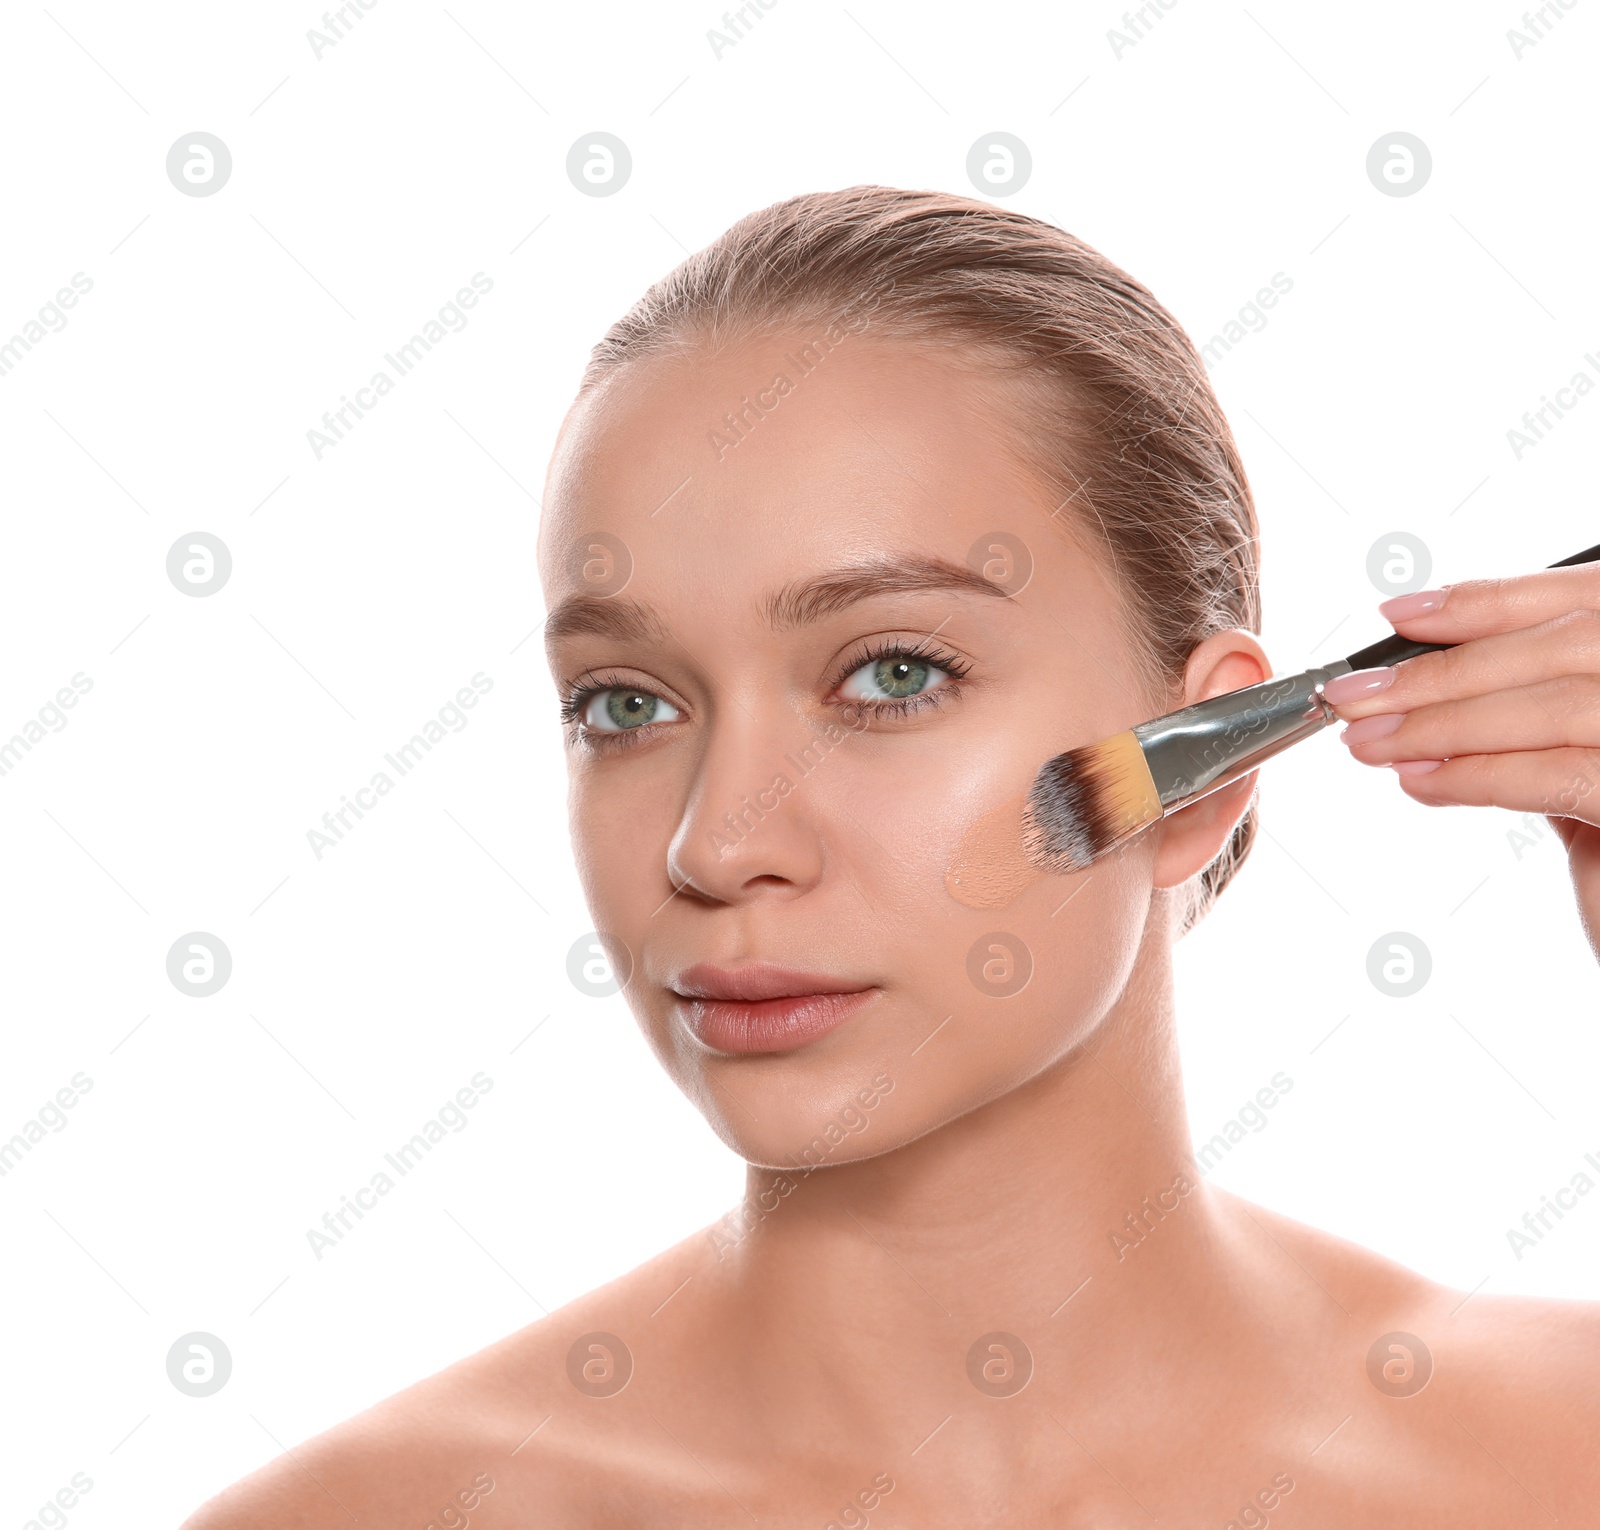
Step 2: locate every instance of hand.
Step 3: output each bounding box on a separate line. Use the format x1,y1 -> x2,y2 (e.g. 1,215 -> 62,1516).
1322,566 -> 1600,959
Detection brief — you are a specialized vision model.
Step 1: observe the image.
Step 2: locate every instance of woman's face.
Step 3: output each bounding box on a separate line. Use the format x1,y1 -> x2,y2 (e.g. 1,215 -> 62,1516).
538,328 -> 1177,1168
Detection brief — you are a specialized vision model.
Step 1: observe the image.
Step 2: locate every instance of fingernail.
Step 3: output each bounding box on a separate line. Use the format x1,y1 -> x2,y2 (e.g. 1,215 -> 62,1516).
1322,666 -> 1396,704
1391,759 -> 1443,776
1378,588 -> 1447,622
1340,712 -> 1404,746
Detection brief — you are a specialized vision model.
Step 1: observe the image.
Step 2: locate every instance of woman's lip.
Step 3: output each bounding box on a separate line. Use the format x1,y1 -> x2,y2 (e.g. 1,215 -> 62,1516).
675,989 -> 878,1055
672,962 -> 871,1003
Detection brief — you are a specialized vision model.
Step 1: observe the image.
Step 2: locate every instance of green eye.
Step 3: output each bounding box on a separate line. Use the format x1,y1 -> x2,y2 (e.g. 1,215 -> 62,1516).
839,652 -> 948,703
582,689 -> 680,731
872,657 -> 930,698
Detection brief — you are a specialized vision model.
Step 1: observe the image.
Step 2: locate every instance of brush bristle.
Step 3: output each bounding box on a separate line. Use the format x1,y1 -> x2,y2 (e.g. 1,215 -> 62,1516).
1022,731 -> 1162,874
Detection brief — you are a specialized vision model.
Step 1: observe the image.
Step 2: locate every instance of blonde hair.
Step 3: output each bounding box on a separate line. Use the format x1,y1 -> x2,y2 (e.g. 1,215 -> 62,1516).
579,185 -> 1261,930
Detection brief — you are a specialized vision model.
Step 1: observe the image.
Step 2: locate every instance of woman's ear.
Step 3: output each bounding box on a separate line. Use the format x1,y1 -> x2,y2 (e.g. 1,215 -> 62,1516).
1149,629 -> 1271,892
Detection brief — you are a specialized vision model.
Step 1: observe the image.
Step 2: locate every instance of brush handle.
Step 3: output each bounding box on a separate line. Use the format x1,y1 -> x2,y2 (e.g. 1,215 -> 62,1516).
1340,539 -> 1600,672
1135,666 -> 1348,807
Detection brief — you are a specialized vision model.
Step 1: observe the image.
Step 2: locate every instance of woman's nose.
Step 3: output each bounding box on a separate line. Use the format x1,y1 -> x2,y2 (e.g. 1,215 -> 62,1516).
666,720 -> 828,904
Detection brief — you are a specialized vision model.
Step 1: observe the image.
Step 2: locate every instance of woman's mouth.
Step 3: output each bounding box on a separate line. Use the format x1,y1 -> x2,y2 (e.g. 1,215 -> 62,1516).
670,963 -> 878,1054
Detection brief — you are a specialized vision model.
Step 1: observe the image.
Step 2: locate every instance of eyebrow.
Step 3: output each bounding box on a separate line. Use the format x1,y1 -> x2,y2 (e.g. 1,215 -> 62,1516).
543,595 -> 669,644
763,554 -> 1013,630
543,554 -> 1013,645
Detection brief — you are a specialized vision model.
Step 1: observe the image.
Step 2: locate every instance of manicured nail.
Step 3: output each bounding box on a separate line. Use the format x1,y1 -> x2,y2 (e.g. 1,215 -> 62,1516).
1340,712 -> 1404,746
1378,588 -> 1447,622
1322,666 -> 1396,704
1391,759 -> 1443,776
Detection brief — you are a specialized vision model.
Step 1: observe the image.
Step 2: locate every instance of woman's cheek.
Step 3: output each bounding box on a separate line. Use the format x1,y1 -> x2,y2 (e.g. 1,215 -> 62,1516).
828,735 -> 1006,891
833,738 -> 1150,1060
567,770 -> 672,934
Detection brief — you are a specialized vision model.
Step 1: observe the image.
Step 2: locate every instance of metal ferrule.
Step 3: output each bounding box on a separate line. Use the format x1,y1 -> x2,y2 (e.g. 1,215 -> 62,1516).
1133,659 -> 1355,811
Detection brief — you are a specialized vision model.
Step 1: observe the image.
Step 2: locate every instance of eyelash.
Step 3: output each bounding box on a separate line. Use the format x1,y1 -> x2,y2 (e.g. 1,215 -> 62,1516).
825,636 -> 972,715
557,669 -> 647,729
559,638 -> 972,748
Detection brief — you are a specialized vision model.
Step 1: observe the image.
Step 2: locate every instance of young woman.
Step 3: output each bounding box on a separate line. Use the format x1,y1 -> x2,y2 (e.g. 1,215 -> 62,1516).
188,186 -> 1600,1527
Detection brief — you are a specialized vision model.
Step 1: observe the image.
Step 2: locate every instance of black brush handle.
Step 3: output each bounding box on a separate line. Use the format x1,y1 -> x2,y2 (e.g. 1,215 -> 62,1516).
1340,539 -> 1600,672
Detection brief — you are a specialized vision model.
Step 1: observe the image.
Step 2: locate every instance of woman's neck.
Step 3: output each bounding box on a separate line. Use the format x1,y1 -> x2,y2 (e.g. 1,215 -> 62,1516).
693,911 -> 1271,1458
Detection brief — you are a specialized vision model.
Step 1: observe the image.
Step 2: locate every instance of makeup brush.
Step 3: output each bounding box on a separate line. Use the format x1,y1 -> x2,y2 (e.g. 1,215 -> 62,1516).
1023,538 -> 1600,876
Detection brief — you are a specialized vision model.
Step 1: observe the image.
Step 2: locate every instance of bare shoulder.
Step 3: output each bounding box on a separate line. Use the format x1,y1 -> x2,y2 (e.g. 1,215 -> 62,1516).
180,1224 -> 726,1530
1436,1286 -> 1600,1457
1214,1187 -> 1600,1492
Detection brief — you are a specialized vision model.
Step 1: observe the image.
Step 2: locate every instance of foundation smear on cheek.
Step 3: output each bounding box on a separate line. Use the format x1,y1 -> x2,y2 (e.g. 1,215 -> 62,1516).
944,792 -> 1046,910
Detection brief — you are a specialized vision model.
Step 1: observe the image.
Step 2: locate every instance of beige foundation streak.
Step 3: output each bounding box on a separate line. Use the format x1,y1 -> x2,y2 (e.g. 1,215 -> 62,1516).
944,792 -> 1044,910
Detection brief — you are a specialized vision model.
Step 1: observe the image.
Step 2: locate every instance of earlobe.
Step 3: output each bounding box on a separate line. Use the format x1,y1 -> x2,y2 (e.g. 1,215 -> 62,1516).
1148,630 -> 1270,891
1150,771 -> 1259,890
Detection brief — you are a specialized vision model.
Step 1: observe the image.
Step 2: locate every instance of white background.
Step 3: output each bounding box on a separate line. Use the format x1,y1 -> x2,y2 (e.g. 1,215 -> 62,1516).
2,1 -> 1597,1524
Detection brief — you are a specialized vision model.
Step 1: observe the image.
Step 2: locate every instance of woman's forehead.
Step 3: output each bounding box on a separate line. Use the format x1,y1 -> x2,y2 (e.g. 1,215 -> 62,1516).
539,337 -> 1077,603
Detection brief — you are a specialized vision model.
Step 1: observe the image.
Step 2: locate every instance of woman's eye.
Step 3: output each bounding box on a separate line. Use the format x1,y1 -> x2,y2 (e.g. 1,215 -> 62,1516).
581,688 -> 680,731
838,653 -> 949,703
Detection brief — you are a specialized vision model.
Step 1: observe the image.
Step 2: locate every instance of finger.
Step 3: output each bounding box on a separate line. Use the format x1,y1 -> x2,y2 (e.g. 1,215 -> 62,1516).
1324,609 -> 1600,720
1340,675 -> 1600,764
1384,746 -> 1600,827
1371,559 -> 1600,643
1551,815 -> 1585,851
